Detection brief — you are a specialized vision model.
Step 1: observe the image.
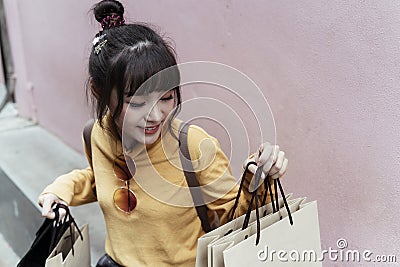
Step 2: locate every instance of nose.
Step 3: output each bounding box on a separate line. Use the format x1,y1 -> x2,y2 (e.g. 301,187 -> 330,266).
147,102 -> 162,122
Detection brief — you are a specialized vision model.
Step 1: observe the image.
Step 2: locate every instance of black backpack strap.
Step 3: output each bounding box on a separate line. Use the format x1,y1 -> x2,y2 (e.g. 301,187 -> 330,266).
179,122 -> 212,233
83,119 -> 97,198
83,119 -> 95,168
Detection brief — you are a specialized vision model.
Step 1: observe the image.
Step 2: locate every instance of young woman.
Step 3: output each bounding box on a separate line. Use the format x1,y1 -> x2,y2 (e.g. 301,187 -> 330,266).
39,1 -> 288,266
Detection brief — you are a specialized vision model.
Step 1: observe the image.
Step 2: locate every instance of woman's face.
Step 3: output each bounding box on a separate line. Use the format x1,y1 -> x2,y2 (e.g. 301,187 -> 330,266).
110,89 -> 176,147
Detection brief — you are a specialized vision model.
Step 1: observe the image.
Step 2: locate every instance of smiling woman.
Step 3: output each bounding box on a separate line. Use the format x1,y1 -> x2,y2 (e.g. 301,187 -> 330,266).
37,0 -> 289,266
87,7 -> 182,146
111,89 -> 177,149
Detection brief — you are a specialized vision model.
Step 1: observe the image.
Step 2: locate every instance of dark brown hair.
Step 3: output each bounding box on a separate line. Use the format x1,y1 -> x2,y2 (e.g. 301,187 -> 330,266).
87,0 -> 182,140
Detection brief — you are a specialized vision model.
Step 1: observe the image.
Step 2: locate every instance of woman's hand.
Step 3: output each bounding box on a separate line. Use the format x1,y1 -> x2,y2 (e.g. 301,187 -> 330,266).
243,142 -> 288,180
38,193 -> 68,221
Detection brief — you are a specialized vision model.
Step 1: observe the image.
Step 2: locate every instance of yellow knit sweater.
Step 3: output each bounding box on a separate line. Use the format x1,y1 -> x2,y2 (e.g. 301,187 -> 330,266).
41,116 -> 269,266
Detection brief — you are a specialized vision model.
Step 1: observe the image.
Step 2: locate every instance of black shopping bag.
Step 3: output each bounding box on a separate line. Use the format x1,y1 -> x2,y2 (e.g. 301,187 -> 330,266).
17,203 -> 82,267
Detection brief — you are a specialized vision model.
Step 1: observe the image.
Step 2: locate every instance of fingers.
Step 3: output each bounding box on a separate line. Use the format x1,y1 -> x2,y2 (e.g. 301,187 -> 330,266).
245,143 -> 288,181
254,142 -> 289,180
58,207 -> 67,222
270,158 -> 288,179
268,151 -> 285,176
40,194 -> 56,219
38,194 -> 68,221
254,143 -> 264,163
256,143 -> 279,170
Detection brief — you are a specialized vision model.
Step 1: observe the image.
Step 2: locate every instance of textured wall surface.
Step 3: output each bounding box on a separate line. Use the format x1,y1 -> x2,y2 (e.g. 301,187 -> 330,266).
4,1 -> 400,265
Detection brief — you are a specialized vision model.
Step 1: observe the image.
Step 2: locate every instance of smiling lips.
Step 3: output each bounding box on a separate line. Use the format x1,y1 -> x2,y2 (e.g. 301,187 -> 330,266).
143,124 -> 160,135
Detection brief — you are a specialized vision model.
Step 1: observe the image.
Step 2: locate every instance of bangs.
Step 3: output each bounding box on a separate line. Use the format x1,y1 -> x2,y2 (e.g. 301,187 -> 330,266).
108,42 -> 180,99
125,49 -> 180,97
88,21 -> 182,133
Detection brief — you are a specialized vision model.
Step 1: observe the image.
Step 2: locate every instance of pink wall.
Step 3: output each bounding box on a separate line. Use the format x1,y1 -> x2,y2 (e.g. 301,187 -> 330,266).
4,0 -> 94,142
5,0 -> 400,265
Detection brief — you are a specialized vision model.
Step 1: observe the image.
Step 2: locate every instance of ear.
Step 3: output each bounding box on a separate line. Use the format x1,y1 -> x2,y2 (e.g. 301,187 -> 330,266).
89,77 -> 100,100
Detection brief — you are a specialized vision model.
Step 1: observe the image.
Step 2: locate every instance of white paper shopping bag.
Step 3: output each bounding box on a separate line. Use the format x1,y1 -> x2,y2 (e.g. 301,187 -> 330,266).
223,201 -> 322,267
209,197 -> 306,267
45,224 -> 91,267
195,194 -> 292,267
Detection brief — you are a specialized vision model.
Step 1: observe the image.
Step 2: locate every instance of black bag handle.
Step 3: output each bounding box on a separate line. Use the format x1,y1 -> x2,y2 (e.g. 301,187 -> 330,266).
240,166 -> 293,245
229,161 -> 257,221
49,204 -> 83,256
261,176 -> 277,216
48,207 -> 60,254
28,206 -> 61,255
241,166 -> 263,244
17,204 -> 83,266
275,178 -> 293,225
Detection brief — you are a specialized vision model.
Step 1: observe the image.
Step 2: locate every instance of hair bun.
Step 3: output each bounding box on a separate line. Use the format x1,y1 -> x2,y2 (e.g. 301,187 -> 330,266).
93,0 -> 125,23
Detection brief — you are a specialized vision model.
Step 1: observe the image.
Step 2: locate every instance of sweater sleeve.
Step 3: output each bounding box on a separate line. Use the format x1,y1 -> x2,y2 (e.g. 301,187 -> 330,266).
39,137 -> 97,206
188,125 -> 273,226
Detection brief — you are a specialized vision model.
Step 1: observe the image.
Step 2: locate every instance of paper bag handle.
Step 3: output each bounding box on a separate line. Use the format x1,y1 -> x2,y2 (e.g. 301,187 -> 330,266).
241,166 -> 263,244
242,167 -> 294,245
52,203 -> 84,256
274,178 -> 293,225
261,174 -> 277,215
229,161 -> 258,221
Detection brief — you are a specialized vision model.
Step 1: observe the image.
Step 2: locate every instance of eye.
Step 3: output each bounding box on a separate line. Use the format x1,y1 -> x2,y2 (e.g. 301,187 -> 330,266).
160,95 -> 174,101
128,102 -> 145,108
